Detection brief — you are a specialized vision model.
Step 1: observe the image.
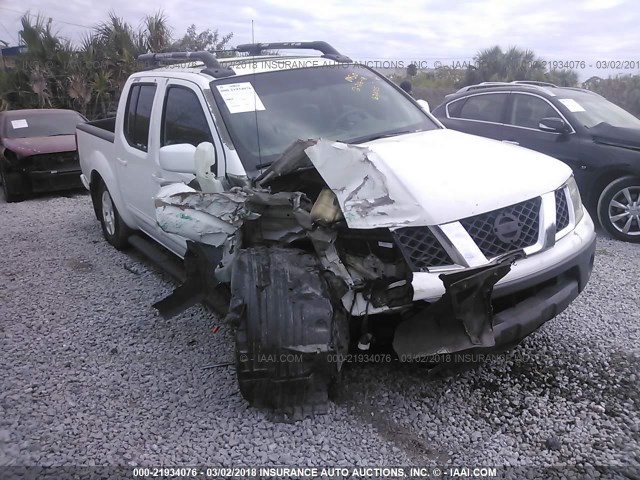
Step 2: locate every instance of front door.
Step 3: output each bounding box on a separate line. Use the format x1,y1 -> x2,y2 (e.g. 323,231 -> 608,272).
150,79 -> 221,256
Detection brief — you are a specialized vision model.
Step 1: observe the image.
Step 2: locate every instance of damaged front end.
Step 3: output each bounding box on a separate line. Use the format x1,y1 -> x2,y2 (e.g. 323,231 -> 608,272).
152,138 -> 522,361
392,252 -> 520,358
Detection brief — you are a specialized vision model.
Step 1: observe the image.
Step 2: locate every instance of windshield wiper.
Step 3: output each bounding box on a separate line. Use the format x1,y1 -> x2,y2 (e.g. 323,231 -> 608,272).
347,129 -> 423,144
256,161 -> 272,170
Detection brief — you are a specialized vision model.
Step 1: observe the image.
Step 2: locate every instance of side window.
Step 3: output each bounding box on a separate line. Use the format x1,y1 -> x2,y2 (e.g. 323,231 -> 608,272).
124,84 -> 156,152
446,98 -> 466,118
455,93 -> 508,123
508,94 -> 558,129
162,86 -> 213,147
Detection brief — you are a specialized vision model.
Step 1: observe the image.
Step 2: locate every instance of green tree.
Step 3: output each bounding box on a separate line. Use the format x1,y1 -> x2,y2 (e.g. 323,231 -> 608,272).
546,69 -> 578,87
0,10 -> 231,118
464,46 -> 547,85
584,75 -> 640,118
462,45 -> 580,88
171,24 -> 233,53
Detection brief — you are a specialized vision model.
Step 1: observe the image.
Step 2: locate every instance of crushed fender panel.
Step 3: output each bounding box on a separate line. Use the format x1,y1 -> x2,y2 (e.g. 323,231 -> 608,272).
154,183 -> 260,247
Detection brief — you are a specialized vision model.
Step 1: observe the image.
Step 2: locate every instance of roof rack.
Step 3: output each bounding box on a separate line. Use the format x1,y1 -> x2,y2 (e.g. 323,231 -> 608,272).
137,52 -> 235,78
511,80 -> 558,87
235,41 -> 352,63
455,80 -> 559,95
456,81 -> 511,93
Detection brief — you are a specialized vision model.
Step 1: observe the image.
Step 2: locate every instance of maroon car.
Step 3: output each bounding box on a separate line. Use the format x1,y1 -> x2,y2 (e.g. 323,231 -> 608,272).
0,109 -> 86,202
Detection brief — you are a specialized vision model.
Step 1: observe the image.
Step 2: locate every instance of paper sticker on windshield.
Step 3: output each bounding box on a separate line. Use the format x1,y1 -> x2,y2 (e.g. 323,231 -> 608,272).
559,99 -> 585,112
11,119 -> 28,129
216,83 -> 265,114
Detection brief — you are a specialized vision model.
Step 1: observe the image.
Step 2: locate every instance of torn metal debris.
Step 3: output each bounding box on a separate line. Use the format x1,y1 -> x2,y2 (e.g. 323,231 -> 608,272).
154,183 -> 260,247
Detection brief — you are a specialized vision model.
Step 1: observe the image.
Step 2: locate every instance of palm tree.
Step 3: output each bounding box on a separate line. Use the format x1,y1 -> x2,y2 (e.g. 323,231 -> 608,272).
546,69 -> 578,87
89,70 -> 112,118
27,66 -> 50,107
1,10 -> 234,118
144,12 -> 172,53
67,74 -> 91,115
464,45 -> 547,85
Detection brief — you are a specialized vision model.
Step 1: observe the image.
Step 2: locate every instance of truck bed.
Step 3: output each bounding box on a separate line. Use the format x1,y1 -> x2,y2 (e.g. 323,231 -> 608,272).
76,117 -> 116,196
77,117 -> 116,143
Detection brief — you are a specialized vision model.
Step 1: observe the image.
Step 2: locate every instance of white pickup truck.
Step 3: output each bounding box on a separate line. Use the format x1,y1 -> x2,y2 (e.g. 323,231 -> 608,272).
77,42 -> 596,418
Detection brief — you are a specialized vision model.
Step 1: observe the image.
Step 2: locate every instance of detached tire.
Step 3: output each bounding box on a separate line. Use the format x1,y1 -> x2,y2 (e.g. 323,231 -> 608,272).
97,181 -> 131,249
230,247 -> 348,420
597,176 -> 640,243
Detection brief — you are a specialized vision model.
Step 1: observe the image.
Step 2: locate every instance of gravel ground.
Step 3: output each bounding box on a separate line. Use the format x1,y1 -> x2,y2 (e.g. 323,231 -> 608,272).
0,190 -> 639,475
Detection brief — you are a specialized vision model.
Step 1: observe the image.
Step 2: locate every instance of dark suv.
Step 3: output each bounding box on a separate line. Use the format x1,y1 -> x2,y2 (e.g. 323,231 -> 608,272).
432,81 -> 640,243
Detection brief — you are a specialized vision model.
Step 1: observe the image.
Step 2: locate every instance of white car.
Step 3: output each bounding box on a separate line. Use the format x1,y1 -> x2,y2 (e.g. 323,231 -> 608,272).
76,42 -> 596,419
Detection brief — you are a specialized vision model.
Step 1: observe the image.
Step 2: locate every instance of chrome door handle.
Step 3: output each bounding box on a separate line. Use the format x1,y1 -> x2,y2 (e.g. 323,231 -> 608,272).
116,157 -> 127,166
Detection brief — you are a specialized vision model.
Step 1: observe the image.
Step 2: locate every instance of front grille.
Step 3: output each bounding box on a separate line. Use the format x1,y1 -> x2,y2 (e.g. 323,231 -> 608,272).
555,188 -> 570,231
460,197 -> 541,259
393,226 -> 453,270
28,152 -> 78,171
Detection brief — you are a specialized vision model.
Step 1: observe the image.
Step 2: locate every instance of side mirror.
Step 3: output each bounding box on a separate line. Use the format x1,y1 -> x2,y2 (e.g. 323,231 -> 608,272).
159,144 -> 197,173
194,142 -> 223,193
417,99 -> 430,113
539,117 -> 569,133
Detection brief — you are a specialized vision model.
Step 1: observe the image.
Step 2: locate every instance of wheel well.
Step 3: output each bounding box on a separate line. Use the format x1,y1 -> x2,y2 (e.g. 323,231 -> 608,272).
90,170 -> 104,220
1,149 -> 16,168
588,170 -> 639,212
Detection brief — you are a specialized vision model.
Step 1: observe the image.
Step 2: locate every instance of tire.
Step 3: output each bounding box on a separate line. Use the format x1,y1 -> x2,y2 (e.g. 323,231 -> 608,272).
1,165 -> 25,203
597,176 -> 640,243
96,181 -> 131,249
230,246 -> 348,420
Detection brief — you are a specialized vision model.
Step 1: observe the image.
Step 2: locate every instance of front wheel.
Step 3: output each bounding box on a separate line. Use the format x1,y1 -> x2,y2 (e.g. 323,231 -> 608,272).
230,247 -> 348,420
0,165 -> 24,203
597,176 -> 640,243
97,181 -> 131,249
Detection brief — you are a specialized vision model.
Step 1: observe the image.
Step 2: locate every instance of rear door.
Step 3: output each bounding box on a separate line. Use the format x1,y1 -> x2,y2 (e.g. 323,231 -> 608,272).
441,92 -> 509,140
116,80 -> 160,234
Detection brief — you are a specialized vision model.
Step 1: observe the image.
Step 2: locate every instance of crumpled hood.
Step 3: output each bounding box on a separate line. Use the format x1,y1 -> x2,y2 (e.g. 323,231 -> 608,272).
305,129 -> 572,228
1,135 -> 77,157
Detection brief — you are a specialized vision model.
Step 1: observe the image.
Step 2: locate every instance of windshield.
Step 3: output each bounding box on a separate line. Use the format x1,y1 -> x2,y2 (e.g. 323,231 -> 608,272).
2,111 -> 85,139
211,65 -> 438,172
559,93 -> 640,129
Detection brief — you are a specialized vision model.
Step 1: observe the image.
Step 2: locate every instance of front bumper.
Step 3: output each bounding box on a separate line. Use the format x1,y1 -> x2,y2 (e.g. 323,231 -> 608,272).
489,227 -> 595,347
28,169 -> 84,192
392,213 -> 596,357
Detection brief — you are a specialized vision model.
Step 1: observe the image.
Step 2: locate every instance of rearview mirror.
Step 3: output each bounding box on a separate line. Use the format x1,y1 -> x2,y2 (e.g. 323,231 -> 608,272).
159,144 -> 197,173
539,117 -> 569,133
417,99 -> 430,113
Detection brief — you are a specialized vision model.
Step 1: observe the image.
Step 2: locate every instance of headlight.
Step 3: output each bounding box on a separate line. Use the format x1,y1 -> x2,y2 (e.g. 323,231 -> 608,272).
566,176 -> 584,224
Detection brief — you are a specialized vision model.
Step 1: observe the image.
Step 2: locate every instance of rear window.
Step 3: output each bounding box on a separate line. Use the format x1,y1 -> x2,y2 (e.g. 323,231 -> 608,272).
124,84 -> 157,152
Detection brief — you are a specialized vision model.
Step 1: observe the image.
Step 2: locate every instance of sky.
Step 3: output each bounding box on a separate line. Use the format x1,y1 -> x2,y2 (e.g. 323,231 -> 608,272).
1,0 -> 639,80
